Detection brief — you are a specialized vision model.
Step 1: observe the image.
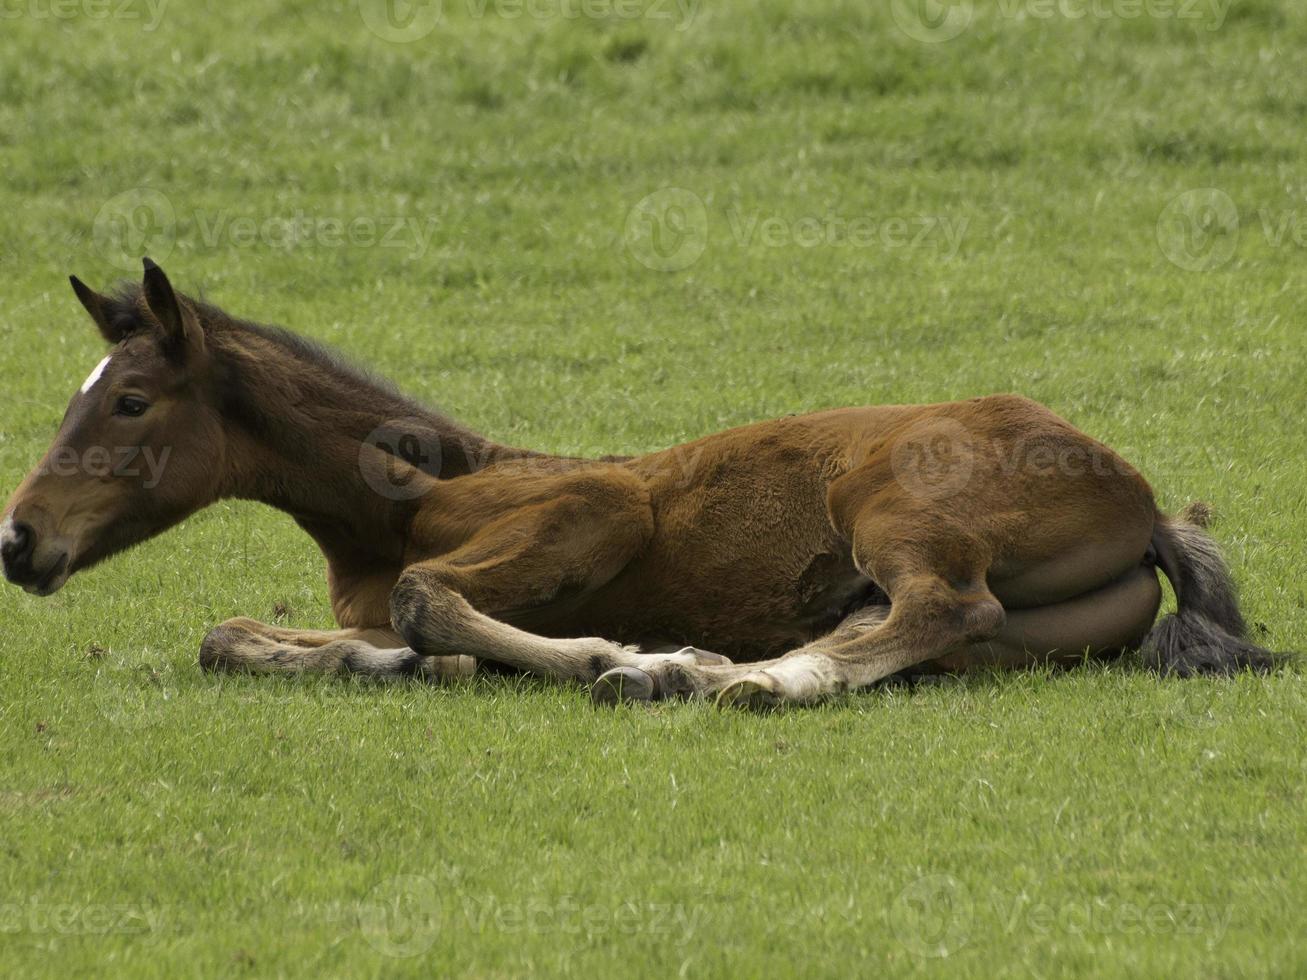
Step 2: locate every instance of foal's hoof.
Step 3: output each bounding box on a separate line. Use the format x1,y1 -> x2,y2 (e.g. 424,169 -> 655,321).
716,674 -> 782,711
591,667 -> 656,705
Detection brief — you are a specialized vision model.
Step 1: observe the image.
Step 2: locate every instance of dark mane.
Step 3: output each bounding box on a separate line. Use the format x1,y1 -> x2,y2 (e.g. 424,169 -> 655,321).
202,304 -> 427,416
104,281 -> 502,478
101,281 -> 626,478
106,281 -> 418,408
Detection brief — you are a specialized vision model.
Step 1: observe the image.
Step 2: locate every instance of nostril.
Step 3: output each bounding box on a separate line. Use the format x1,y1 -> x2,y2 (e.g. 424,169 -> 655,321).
1,521 -> 34,565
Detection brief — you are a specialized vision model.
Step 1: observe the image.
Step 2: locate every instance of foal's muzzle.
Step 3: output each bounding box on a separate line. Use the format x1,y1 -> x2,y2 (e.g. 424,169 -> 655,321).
1,516 -> 69,596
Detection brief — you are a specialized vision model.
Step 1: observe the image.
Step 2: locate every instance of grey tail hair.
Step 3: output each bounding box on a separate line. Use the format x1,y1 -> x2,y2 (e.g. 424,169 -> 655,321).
1141,502 -> 1278,676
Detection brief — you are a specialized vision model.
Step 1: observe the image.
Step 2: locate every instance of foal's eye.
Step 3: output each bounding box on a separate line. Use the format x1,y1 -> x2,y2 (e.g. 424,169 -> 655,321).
114,396 -> 149,418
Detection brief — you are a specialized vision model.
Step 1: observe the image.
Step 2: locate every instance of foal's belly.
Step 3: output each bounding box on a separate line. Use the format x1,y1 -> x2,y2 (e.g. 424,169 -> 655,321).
545,540 -> 880,661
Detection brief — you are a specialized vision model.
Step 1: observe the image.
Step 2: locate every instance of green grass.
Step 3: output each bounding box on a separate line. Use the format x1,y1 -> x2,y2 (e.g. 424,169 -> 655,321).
3,0 -> 1307,975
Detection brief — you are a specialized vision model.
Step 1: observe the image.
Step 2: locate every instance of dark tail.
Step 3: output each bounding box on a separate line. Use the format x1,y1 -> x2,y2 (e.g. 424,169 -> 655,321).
1142,502 -> 1277,676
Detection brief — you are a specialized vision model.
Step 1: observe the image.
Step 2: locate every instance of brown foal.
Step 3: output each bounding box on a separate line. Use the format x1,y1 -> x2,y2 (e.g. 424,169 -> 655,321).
0,261 -> 1276,708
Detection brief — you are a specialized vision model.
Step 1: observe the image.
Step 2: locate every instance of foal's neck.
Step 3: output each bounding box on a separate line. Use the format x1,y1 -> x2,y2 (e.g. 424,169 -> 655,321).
210,322 -> 543,560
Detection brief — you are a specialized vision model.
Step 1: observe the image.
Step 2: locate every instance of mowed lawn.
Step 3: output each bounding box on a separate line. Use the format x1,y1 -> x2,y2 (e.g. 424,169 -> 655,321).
2,1 -> 1307,976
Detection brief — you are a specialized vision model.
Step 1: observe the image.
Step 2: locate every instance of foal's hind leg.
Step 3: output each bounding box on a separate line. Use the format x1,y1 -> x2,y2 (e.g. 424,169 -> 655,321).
713,563 -> 1155,704
928,563 -> 1162,672
594,564 -> 1003,706
594,561 -> 1164,706
199,618 -> 475,681
594,486 -> 1008,706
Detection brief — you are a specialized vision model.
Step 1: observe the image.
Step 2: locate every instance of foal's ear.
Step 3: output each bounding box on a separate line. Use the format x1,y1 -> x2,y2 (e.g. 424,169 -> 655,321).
69,275 -> 126,343
141,257 -> 204,360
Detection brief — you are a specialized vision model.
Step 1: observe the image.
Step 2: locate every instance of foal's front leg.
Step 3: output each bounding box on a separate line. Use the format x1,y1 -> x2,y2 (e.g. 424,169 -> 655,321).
202,481 -> 729,685
386,486 -> 730,684
199,618 -> 475,681
389,565 -> 729,685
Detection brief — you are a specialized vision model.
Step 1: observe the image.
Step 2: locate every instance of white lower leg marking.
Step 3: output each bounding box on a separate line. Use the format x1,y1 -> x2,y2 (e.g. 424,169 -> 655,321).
641,647 -> 715,667
755,654 -> 834,701
80,355 -> 112,394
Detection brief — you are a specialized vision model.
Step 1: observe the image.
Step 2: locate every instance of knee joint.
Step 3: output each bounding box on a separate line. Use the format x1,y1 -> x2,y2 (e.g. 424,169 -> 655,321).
390,570 -> 463,651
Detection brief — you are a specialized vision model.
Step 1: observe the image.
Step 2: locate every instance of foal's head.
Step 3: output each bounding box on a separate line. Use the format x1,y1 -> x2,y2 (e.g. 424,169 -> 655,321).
1,260 -> 226,595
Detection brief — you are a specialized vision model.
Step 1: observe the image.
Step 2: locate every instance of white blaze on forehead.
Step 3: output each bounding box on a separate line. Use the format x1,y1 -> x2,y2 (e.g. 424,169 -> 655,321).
80,355 -> 113,395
